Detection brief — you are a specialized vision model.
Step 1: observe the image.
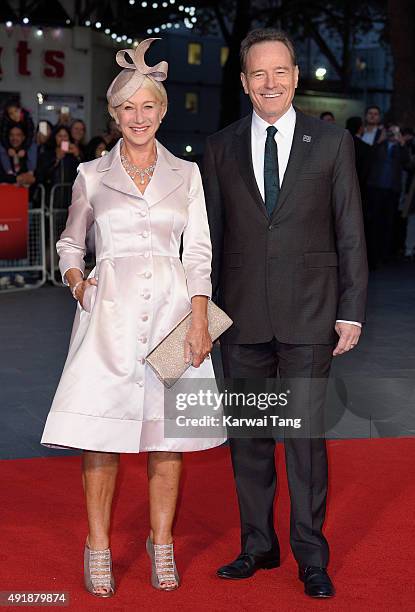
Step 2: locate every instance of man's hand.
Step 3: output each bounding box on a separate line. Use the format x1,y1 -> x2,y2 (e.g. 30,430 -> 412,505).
333,322 -> 361,356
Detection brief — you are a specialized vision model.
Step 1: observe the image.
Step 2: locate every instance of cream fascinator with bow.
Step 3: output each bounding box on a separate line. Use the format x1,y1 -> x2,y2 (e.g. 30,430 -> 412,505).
106,38 -> 168,107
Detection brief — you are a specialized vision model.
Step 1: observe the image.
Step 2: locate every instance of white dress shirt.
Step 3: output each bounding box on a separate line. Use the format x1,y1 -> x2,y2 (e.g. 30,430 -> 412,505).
251,105 -> 296,198
361,128 -> 379,146
250,105 -> 361,329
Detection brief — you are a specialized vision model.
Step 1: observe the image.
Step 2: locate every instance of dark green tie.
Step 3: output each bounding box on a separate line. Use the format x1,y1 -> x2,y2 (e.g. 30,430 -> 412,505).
264,125 -> 280,217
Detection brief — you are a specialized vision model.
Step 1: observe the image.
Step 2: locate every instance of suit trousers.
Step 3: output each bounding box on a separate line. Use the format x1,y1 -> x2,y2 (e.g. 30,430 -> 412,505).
220,339 -> 333,567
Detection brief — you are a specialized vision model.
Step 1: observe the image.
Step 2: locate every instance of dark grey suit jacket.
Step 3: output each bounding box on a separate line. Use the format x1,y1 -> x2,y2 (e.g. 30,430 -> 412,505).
202,109 -> 368,345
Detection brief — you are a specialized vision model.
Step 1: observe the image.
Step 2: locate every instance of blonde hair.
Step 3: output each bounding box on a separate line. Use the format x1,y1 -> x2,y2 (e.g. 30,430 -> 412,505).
108,76 -> 167,122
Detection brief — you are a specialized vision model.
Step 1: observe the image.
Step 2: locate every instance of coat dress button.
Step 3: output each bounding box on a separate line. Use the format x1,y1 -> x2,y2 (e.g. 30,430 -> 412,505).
141,314 -> 149,321
144,271 -> 152,279
141,231 -> 149,238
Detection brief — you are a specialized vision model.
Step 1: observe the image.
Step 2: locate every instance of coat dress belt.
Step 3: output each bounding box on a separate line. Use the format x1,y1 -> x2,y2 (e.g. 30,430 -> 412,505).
95,253 -> 181,262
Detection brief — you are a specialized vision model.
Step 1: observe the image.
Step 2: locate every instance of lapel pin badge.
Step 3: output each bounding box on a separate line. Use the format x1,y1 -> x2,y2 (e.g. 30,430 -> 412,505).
303,135 -> 312,143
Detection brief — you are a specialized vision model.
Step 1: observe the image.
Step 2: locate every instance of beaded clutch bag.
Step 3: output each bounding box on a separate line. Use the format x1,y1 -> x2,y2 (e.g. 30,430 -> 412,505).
146,301 -> 233,388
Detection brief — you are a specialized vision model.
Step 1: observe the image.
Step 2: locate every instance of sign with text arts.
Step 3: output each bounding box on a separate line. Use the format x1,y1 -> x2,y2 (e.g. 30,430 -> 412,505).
0,185 -> 29,259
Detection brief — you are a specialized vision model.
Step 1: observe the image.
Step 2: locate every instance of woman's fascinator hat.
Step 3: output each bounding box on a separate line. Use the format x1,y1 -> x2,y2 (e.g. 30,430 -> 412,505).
106,38 -> 168,107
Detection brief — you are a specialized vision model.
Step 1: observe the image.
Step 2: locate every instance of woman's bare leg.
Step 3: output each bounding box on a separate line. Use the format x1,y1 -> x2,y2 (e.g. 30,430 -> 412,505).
82,451 -> 119,594
148,451 -> 182,542
148,451 -> 182,588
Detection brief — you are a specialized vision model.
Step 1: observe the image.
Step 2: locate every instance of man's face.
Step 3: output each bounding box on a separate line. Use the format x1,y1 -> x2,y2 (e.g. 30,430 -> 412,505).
241,41 -> 299,124
387,125 -> 400,142
365,108 -> 381,126
9,127 -> 25,148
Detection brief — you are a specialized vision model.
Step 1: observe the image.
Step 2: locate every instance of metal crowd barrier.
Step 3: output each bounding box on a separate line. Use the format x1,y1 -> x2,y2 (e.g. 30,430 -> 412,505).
0,184 -> 47,293
48,182 -> 95,286
48,182 -> 73,286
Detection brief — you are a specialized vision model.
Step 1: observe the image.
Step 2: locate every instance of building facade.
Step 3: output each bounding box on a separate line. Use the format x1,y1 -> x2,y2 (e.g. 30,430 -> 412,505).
0,22 -> 394,157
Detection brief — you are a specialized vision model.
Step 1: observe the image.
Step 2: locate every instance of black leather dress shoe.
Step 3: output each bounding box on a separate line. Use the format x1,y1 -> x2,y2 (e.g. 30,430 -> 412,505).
299,566 -> 335,598
217,553 -> 280,580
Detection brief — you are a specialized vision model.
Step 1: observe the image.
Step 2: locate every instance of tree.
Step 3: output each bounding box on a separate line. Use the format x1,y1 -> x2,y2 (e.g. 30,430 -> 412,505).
211,0 -> 253,127
276,1 -> 386,92
387,0 -> 415,125
191,0 -> 386,127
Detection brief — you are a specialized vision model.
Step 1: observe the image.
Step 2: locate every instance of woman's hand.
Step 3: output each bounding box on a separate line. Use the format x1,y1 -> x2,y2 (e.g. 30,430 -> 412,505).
69,143 -> 81,158
73,278 -> 98,310
184,321 -> 212,368
16,172 -> 35,186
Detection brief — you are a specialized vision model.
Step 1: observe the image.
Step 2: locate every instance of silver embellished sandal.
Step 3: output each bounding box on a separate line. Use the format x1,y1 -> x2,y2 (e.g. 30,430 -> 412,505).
84,539 -> 115,597
146,536 -> 180,591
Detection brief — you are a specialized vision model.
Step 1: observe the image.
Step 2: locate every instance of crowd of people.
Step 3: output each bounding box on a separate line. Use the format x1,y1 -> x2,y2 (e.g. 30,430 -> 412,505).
0,99 -> 122,288
0,98 -> 121,205
321,106 -> 415,268
1,98 -> 414,274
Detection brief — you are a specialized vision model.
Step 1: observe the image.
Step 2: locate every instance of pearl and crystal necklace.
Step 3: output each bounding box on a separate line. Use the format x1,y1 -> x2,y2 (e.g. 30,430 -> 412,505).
120,145 -> 157,185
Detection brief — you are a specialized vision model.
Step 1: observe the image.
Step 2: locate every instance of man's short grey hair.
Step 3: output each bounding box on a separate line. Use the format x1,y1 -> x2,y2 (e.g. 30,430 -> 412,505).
240,28 -> 297,73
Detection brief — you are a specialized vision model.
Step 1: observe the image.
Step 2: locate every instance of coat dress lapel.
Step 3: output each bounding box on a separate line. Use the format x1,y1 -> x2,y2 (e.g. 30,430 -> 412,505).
97,138 -> 184,206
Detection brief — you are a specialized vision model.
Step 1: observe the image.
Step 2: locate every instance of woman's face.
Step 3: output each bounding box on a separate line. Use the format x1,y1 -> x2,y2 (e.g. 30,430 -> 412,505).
71,121 -> 85,143
55,129 -> 69,146
8,105 -> 22,123
95,142 -> 107,158
114,87 -> 165,148
9,127 -> 25,149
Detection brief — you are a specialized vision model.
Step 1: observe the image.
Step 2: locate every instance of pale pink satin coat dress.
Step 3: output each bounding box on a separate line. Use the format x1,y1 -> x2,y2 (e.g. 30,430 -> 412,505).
41,139 -> 226,453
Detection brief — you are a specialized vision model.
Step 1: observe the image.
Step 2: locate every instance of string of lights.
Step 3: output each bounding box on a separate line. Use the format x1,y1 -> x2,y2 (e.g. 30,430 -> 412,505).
2,2 -> 198,46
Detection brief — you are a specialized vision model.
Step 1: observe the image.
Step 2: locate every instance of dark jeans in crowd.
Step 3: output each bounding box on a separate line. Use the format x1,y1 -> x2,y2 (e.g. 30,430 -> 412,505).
365,186 -> 400,268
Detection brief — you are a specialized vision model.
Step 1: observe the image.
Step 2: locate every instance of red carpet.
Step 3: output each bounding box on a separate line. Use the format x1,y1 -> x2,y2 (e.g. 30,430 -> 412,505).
1,439 -> 414,611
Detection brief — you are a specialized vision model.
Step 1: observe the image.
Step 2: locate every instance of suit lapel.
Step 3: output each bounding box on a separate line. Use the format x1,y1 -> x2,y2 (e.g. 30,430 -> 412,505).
98,138 -> 183,206
235,116 -> 269,220
271,110 -> 317,220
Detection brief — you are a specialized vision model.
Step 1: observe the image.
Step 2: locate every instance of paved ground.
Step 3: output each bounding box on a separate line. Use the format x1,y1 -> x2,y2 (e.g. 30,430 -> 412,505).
0,262 -> 414,459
